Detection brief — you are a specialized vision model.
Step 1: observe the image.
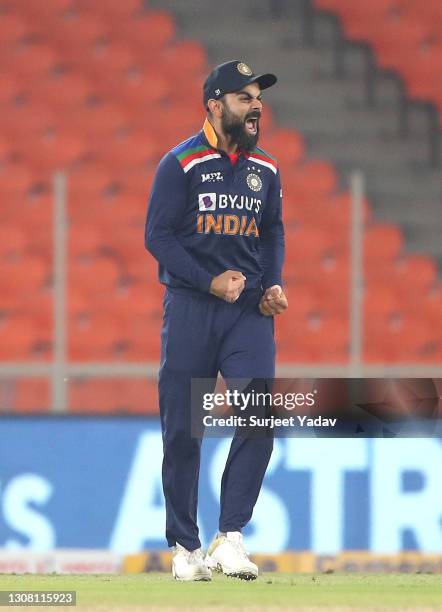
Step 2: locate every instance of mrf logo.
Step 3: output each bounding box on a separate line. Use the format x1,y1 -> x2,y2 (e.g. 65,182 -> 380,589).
201,172 -> 223,183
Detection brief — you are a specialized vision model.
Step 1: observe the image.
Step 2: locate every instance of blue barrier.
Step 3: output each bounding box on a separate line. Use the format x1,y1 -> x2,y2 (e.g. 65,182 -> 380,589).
0,418 -> 441,554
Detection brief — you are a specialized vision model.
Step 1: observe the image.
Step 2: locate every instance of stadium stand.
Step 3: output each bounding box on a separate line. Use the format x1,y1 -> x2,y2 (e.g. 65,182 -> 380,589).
0,0 -> 441,413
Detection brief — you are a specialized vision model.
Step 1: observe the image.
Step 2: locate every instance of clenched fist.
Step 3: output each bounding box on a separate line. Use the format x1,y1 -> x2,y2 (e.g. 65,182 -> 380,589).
210,270 -> 246,303
259,285 -> 288,316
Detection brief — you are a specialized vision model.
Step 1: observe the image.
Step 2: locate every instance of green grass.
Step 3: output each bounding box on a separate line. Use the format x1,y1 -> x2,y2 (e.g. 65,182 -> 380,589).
0,573 -> 441,609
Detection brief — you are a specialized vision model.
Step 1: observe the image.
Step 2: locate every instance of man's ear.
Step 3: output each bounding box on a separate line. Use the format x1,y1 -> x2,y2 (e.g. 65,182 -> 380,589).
207,99 -> 223,117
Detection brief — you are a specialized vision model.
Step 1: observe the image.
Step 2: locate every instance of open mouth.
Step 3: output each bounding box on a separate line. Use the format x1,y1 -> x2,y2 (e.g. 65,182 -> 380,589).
245,117 -> 259,134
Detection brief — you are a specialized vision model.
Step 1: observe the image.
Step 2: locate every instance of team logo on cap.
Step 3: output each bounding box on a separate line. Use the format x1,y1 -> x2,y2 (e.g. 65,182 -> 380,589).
237,62 -> 253,76
246,173 -> 262,192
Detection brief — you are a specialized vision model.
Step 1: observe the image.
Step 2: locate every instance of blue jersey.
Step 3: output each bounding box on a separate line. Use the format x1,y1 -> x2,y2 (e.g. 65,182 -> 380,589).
145,118 -> 284,293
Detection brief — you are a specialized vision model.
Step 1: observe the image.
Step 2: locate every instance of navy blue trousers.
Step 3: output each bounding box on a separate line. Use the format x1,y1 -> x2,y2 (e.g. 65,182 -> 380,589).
159,286 -> 275,551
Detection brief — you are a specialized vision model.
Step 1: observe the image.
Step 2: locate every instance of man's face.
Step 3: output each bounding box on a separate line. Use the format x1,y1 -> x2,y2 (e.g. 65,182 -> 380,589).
219,83 -> 263,152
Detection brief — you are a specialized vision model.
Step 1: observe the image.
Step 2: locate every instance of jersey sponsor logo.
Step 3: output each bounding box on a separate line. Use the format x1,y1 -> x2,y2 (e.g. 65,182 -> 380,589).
197,193 -> 261,214
201,171 -> 224,183
246,172 -> 262,192
196,213 -> 259,237
198,193 -> 217,211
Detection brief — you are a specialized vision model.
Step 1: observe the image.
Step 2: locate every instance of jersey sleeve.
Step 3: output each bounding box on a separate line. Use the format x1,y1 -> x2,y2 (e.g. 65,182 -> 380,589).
145,152 -> 213,292
259,168 -> 285,290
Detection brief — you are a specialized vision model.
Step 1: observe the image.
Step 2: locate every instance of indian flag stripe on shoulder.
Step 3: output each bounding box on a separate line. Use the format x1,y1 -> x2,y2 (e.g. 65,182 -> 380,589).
177,146 -> 221,172
248,153 -> 278,174
176,145 -> 210,161
181,153 -> 221,173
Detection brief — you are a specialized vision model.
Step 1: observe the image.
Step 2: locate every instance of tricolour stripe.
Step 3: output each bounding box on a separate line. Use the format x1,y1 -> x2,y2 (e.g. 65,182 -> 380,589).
178,149 -> 215,169
182,153 -> 221,173
255,147 -> 277,163
176,145 -> 211,161
247,155 -> 277,174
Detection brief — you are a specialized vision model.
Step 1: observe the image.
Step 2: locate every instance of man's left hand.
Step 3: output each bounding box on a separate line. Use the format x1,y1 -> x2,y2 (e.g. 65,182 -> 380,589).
259,285 -> 288,316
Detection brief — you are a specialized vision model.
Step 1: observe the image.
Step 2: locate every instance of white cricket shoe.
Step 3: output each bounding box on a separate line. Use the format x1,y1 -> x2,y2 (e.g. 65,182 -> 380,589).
206,531 -> 258,580
172,543 -> 212,581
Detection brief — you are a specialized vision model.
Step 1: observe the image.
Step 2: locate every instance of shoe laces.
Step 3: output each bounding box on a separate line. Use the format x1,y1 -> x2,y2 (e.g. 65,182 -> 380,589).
226,533 -> 250,559
175,544 -> 205,565
188,548 -> 206,565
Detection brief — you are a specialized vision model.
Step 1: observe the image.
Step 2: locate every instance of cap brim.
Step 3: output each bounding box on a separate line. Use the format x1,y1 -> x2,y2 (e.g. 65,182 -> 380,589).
251,73 -> 277,90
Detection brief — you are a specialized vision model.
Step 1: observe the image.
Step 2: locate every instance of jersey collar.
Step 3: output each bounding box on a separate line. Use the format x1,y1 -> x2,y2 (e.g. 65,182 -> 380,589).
203,118 -> 219,148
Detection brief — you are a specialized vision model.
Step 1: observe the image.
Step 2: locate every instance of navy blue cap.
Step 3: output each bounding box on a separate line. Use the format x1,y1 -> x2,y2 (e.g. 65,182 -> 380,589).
203,60 -> 277,106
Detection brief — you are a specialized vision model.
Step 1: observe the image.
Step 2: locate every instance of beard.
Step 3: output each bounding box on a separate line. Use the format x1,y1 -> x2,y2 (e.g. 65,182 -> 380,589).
220,103 -> 260,153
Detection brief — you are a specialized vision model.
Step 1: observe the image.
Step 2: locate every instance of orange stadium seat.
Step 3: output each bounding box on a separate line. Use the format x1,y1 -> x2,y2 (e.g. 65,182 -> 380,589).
11,0 -> 73,22
363,285 -> 401,317
386,255 -> 438,296
68,104 -> 130,140
19,131 -> 88,173
122,253 -> 160,284
103,282 -> 163,317
0,139 -> 12,166
68,226 -> 102,259
287,191 -> 371,231
276,312 -> 349,362
401,0 -> 442,27
364,314 -> 436,363
74,0 -> 145,23
364,223 -> 403,265
69,378 -> 159,415
69,192 -> 147,229
160,41 -> 208,78
68,255 -> 121,299
0,164 -> 45,200
284,258 -> 349,312
370,20 -> 433,71
133,104 -> 203,147
90,133 -> 159,173
47,15 -> 110,53
0,107 -> 58,144
0,75 -> 24,105
421,288 -> 442,327
65,42 -> 140,86
0,257 -> 49,296
26,74 -> 98,113
1,43 -> 62,82
68,308 -> 160,362
0,14 -> 29,50
116,169 -> 155,200
315,0 -> 442,119
119,332 -> 161,361
0,227 -> 26,258
400,47 -> 442,103
285,226 -> 347,268
103,69 -> 171,110
101,227 -> 149,266
0,313 -> 52,360
12,379 -> 51,413
111,11 -> 176,53
68,311 -> 122,360
69,167 -> 121,199
3,194 -> 53,258
259,129 -> 305,166
283,160 -> 338,199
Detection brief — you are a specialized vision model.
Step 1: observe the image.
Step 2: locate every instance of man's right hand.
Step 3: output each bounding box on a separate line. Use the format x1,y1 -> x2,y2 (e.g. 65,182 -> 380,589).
210,270 -> 246,303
